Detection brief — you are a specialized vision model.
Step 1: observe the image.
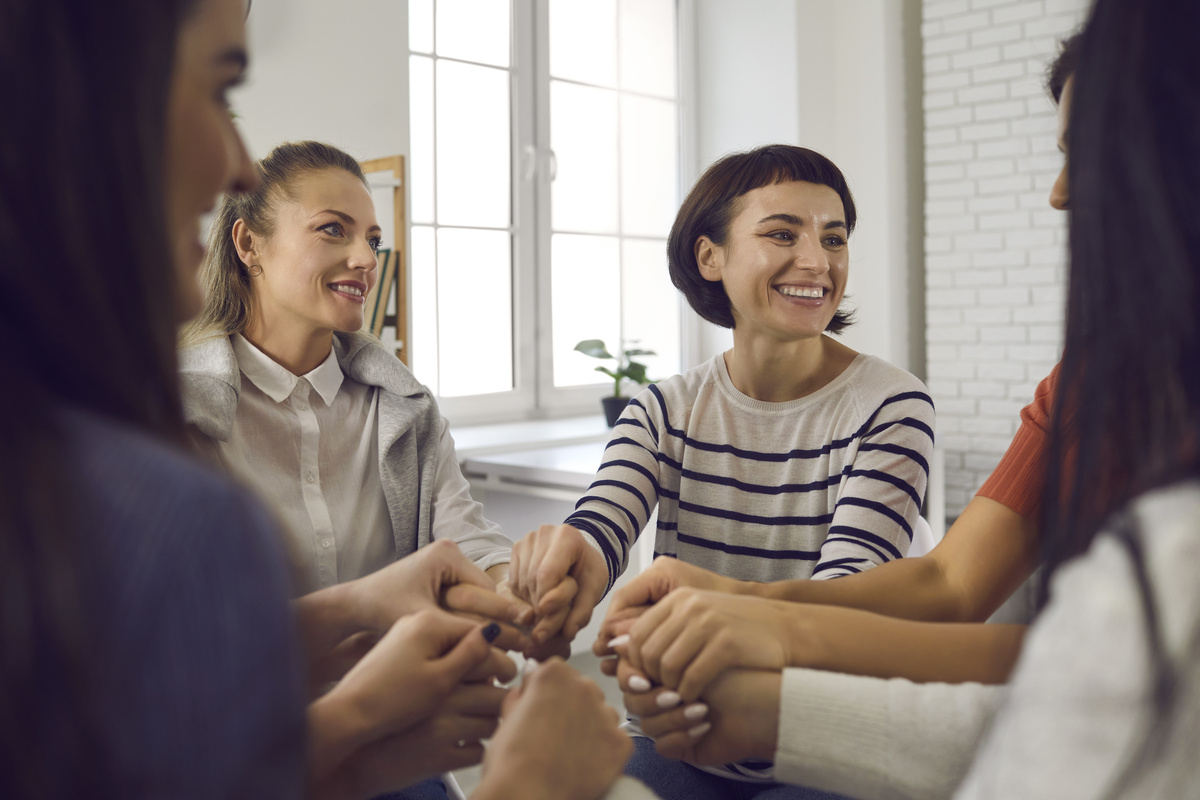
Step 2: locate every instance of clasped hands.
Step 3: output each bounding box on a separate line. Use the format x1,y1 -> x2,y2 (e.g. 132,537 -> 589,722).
299,539 -> 628,800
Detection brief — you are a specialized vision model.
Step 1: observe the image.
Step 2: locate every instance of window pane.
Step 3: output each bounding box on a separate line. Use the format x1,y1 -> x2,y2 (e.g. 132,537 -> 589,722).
410,225 -> 439,393
436,0 -> 510,67
437,228 -> 513,397
552,234 -> 620,388
550,81 -> 618,234
409,0 -> 434,53
436,60 -> 510,228
409,56 -> 435,224
622,238 -> 680,382
549,0 -> 616,87
619,0 -> 676,98
620,95 -> 678,237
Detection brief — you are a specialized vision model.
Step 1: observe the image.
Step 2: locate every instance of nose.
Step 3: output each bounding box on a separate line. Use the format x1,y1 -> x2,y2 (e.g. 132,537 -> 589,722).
349,237 -> 380,271
1049,162 -> 1069,210
793,233 -> 830,273
225,123 -> 259,196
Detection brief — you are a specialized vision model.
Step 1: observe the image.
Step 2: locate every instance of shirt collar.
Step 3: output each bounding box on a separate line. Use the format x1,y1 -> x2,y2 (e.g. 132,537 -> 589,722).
233,334 -> 345,406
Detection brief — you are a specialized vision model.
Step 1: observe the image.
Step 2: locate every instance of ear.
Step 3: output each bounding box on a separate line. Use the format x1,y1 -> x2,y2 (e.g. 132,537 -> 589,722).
695,236 -> 724,283
231,219 -> 257,268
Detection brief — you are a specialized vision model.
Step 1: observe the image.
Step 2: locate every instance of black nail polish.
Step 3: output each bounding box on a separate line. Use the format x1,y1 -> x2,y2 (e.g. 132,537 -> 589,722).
482,622 -> 501,643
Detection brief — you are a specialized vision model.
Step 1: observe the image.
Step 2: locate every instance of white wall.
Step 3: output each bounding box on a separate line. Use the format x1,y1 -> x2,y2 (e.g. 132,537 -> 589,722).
235,0 -> 409,170
922,0 -> 1087,515
688,0 -> 925,376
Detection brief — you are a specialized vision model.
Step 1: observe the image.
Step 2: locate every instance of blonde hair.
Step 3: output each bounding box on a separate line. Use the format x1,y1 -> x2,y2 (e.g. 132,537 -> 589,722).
182,140 -> 368,345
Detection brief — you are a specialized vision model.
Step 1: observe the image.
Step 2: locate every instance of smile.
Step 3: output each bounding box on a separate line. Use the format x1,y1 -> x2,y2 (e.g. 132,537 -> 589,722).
776,285 -> 826,298
330,283 -> 364,298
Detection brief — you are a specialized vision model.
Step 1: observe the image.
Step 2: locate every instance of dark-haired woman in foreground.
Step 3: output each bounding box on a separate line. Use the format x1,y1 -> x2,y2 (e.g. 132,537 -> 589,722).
0,0 -> 632,797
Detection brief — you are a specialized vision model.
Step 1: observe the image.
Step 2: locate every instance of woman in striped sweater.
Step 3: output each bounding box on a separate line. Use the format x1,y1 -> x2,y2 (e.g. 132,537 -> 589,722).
510,145 -> 935,797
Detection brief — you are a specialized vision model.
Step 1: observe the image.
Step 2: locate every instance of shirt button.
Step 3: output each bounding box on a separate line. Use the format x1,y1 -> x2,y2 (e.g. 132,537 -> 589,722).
306,471 -> 315,483
321,539 -> 331,548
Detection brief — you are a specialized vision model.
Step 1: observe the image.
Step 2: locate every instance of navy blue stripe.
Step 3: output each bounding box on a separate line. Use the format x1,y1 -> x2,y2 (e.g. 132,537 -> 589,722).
678,468 -> 842,495
646,388 -> 933,462
836,496 -> 914,539
823,535 -> 893,563
812,562 -> 865,576
812,556 -> 869,571
865,415 -> 935,444
652,551 -> 678,560
678,498 -> 834,527
627,396 -> 660,445
846,468 -> 923,507
825,524 -> 904,560
567,518 -> 619,589
677,532 -> 822,560
656,520 -> 678,531
569,507 -> 633,561
858,441 -> 930,477
588,479 -> 652,519
596,457 -> 657,489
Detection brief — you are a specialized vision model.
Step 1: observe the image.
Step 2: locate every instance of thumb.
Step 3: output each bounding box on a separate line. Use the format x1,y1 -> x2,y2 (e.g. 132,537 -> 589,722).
433,621 -> 505,685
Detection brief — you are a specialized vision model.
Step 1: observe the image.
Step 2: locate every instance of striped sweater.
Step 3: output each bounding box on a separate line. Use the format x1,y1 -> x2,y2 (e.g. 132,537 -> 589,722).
568,352 -> 935,591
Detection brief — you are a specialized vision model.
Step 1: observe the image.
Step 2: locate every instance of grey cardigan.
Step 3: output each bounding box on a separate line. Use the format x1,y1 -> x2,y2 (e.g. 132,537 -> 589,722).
180,331 -> 484,562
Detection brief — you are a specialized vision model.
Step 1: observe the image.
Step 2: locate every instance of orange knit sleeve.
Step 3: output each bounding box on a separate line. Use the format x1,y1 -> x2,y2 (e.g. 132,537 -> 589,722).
975,364 -> 1060,518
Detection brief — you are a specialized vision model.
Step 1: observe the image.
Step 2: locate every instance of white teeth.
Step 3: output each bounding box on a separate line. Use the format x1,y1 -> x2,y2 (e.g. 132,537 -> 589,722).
332,285 -> 363,297
778,285 -> 824,298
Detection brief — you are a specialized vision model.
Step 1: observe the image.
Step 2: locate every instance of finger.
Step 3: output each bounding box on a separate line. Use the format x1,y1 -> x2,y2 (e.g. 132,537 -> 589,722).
624,592 -> 685,681
636,701 -> 709,739
598,656 -> 618,677
533,574 -> 579,619
429,712 -> 501,744
442,682 -> 509,717
603,567 -> 675,627
462,645 -> 518,684
562,547 -> 608,640
431,620 -> 508,688
442,583 -> 527,625
424,539 -> 496,593
595,605 -> 649,651
524,635 -> 572,661
532,528 -> 585,605
652,730 -> 701,763
652,620 -> 708,695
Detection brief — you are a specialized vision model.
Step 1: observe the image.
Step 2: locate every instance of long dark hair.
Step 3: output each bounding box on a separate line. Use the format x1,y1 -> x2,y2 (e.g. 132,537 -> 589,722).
0,0 -> 197,794
1041,0 -> 1200,789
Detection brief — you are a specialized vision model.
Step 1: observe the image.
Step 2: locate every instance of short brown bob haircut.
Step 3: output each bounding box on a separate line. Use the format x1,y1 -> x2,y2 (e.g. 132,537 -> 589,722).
668,144 -> 857,332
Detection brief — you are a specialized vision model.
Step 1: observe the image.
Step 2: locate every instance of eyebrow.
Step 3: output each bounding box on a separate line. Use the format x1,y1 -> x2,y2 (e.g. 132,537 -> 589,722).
757,213 -> 847,230
315,209 -> 383,233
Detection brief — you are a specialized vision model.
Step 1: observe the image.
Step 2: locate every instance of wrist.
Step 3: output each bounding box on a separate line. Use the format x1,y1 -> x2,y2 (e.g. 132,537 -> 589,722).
308,688 -> 371,786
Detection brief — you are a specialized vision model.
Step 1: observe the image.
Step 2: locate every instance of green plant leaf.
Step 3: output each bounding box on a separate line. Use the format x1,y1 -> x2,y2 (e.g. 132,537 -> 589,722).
575,339 -> 614,359
623,362 -> 650,384
624,348 -> 656,357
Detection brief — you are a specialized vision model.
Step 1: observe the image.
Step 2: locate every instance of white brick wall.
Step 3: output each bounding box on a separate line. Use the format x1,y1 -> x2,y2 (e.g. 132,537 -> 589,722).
922,0 -> 1087,516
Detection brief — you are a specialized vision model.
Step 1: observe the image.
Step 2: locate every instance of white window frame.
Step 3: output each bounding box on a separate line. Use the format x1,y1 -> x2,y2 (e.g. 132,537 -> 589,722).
413,0 -> 697,425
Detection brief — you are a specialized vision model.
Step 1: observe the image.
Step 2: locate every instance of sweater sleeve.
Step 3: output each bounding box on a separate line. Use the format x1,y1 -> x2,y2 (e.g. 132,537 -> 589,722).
975,364 -> 1059,518
813,379 -> 936,579
429,417 -> 512,572
774,667 -> 1004,800
564,387 -> 666,592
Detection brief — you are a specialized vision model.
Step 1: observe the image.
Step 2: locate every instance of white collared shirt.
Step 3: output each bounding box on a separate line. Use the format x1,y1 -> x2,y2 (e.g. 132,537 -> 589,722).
213,335 -> 512,595
218,335 -> 392,593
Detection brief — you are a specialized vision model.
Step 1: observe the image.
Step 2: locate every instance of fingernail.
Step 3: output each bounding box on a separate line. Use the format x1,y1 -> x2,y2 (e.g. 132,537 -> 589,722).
628,675 -> 652,692
688,722 -> 712,738
684,703 -> 708,721
482,622 -> 501,643
607,634 -> 630,649
656,691 -> 681,709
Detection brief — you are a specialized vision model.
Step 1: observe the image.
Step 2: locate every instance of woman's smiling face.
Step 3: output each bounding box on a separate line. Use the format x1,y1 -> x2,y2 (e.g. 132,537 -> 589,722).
242,168 -> 382,341
697,180 -> 849,344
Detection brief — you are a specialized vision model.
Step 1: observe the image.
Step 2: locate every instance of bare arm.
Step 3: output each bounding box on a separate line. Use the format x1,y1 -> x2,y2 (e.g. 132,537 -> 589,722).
752,497 -> 1040,623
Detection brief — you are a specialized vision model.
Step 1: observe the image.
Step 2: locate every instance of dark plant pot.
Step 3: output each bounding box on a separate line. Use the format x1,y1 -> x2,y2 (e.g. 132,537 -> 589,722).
602,396 -> 631,427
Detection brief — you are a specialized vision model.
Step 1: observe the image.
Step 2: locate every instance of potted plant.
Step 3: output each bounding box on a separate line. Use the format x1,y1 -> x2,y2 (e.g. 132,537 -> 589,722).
574,339 -> 656,426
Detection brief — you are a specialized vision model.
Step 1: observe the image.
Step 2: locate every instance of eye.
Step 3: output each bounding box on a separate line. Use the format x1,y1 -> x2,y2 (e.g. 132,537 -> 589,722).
765,230 -> 795,242
318,222 -> 345,238
368,236 -> 383,253
823,235 -> 847,248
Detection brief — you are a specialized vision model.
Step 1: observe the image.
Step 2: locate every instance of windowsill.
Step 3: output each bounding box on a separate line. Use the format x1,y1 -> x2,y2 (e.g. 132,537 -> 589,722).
452,414 -> 612,460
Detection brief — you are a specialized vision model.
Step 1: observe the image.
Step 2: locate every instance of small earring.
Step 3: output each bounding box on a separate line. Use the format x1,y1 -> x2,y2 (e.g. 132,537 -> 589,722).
247,264 -> 262,277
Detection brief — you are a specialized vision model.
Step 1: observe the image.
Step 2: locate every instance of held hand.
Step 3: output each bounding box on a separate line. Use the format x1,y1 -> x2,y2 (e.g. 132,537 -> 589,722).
309,608 -> 516,791
594,557 -> 745,655
616,657 -> 780,767
509,524 -> 609,648
618,589 -> 797,701
314,681 -> 507,800
479,659 -> 630,800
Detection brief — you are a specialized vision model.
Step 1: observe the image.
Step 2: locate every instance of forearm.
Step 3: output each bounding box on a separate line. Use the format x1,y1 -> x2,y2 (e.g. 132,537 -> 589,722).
752,497 -> 1040,623
786,603 -> 1027,684
294,582 -> 367,671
